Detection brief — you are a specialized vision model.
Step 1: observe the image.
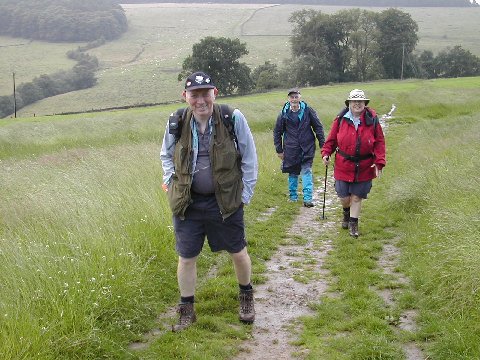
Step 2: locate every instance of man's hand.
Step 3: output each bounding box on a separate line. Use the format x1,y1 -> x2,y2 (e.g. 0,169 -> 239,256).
162,183 -> 168,192
277,152 -> 284,160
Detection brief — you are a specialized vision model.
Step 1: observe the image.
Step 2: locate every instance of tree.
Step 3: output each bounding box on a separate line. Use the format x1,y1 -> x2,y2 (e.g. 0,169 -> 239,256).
179,37 -> 252,96
289,8 -> 389,85
416,50 -> 436,78
289,10 -> 339,85
16,82 -> 43,107
0,96 -> 15,119
434,45 -> 480,77
376,8 -> 419,79
251,61 -> 283,91
348,10 -> 384,81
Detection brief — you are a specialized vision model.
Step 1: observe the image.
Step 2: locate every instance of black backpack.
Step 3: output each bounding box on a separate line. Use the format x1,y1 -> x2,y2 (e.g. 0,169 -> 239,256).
168,104 -> 237,145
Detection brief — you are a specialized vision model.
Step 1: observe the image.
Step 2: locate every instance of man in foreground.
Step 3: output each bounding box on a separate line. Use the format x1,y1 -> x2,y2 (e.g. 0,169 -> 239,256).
160,71 -> 258,331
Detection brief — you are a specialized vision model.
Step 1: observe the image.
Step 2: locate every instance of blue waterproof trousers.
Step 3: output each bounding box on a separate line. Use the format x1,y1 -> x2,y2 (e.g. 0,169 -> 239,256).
288,163 -> 313,202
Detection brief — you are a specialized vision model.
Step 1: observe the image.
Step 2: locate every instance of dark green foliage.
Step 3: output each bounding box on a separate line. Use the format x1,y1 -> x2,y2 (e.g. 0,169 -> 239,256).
376,8 -> 419,79
413,46 -> 480,79
179,37 -> 253,96
0,0 -> 127,42
288,8 -> 419,85
416,50 -> 436,78
287,6 -> 479,85
0,96 -> 15,119
251,61 -> 283,91
434,45 -> 480,77
290,10 -> 346,84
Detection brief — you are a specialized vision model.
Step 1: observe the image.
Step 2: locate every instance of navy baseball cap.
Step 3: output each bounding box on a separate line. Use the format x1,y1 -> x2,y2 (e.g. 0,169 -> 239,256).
184,71 -> 215,90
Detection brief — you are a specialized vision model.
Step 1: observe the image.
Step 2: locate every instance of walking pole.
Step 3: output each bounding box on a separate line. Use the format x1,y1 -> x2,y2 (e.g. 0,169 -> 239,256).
321,164 -> 328,220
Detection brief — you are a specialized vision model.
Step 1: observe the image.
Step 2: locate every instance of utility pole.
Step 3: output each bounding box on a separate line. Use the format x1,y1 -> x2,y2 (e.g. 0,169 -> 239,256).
400,43 -> 405,80
13,72 -> 17,118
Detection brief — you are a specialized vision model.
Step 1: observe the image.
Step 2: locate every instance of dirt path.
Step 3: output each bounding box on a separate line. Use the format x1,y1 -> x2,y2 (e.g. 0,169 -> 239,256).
129,175 -> 337,357
234,176 -> 424,360
129,173 -> 425,359
234,175 -> 337,360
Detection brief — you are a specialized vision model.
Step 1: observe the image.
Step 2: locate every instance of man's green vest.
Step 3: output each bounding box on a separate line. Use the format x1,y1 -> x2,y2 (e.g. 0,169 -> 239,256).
166,104 -> 243,218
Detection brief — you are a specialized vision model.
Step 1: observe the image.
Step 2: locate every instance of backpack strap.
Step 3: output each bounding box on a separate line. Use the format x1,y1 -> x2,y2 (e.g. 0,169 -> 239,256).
337,107 -> 349,128
169,105 -> 237,145
168,108 -> 187,142
218,104 -> 237,147
365,107 -> 379,127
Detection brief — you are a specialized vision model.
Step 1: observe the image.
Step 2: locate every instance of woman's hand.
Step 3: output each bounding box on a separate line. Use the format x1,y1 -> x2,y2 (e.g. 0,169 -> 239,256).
371,164 -> 382,178
322,155 -> 330,166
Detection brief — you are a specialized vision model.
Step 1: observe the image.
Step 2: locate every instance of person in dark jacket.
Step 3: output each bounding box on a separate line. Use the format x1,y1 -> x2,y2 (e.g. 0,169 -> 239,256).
160,71 -> 258,331
321,89 -> 386,237
273,88 -> 325,207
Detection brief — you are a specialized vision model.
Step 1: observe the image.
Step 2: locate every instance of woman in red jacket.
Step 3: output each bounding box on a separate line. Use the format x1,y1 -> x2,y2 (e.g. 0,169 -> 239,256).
321,89 -> 386,238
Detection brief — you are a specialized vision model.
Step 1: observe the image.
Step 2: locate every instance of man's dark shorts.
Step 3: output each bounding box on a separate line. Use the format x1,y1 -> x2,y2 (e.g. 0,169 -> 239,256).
173,193 -> 246,258
335,180 -> 372,199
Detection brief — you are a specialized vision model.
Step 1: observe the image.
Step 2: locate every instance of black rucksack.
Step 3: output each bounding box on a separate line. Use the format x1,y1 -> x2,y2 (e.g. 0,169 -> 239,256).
168,104 -> 237,145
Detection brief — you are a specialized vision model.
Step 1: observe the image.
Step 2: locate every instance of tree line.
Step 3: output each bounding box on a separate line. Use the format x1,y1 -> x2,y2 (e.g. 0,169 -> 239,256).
120,0 -> 478,6
179,8 -> 480,96
0,0 -> 128,42
0,49 -> 99,118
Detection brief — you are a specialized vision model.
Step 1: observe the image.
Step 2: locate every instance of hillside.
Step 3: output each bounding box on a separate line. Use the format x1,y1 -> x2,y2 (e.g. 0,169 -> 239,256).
120,0 -> 478,6
1,4 -> 479,117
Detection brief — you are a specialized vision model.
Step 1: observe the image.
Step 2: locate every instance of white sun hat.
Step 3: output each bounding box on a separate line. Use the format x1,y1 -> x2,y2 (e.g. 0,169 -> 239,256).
345,89 -> 369,106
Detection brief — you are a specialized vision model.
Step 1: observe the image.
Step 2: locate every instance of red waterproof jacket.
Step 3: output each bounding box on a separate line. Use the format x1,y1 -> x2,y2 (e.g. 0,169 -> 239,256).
321,107 -> 386,182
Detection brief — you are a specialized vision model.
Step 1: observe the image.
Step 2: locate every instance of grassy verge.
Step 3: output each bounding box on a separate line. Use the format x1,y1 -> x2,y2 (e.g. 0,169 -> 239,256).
0,77 -> 479,358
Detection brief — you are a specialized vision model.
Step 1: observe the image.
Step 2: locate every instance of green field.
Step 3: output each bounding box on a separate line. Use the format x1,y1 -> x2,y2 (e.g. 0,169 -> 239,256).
1,4 -> 479,117
1,76 -> 480,358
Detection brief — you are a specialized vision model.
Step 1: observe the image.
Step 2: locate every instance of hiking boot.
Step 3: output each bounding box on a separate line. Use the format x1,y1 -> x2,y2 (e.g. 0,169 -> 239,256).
239,289 -> 255,324
303,201 -> 314,208
172,302 -> 196,332
349,220 -> 359,238
342,212 -> 349,229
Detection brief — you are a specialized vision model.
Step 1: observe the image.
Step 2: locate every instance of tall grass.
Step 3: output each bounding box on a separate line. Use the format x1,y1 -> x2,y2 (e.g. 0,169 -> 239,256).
1,77 -> 480,358
386,113 -> 480,358
0,143 -> 178,358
